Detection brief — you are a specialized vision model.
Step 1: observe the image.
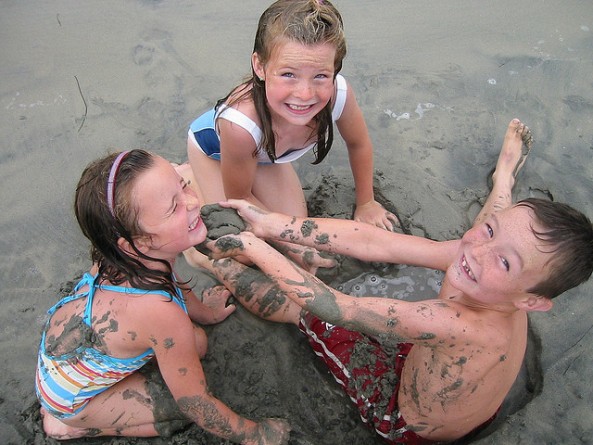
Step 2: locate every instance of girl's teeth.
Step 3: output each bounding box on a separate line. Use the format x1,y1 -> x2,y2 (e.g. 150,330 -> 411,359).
289,104 -> 310,111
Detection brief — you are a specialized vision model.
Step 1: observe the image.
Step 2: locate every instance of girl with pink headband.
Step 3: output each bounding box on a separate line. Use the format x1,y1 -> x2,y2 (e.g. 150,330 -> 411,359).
35,149 -> 290,444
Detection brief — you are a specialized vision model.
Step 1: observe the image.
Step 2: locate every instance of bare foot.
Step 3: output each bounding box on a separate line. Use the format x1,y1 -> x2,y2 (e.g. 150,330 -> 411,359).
474,119 -> 533,226
182,247 -> 213,270
491,118 -> 533,190
41,407 -> 90,440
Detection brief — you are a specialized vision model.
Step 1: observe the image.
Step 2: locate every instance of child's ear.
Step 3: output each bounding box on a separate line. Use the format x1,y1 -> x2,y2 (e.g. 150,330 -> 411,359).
515,295 -> 554,312
251,52 -> 265,81
117,236 -> 151,256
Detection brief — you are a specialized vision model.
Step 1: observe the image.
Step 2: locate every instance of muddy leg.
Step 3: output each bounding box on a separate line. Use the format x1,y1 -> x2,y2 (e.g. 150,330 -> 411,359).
474,118 -> 533,226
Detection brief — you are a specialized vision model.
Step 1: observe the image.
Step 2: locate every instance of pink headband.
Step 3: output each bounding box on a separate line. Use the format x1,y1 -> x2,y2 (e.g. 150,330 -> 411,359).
106,150 -> 130,217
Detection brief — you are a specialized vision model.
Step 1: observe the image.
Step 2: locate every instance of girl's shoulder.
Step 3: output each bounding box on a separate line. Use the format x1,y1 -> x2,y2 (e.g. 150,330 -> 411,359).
221,83 -> 259,123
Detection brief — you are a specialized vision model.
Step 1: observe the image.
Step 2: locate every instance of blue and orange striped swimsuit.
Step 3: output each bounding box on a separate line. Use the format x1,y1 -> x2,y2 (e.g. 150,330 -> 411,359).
35,272 -> 187,419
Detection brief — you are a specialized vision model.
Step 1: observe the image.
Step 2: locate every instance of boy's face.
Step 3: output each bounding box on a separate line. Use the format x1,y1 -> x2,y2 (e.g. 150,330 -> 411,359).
449,204 -> 553,308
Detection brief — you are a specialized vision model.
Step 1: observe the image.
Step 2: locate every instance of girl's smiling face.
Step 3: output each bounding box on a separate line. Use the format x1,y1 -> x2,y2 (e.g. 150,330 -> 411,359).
253,39 -> 336,126
133,156 -> 207,261
448,205 -> 553,308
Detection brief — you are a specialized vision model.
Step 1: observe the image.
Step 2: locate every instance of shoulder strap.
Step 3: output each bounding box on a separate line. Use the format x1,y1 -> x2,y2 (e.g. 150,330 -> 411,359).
216,105 -> 263,147
332,74 -> 348,121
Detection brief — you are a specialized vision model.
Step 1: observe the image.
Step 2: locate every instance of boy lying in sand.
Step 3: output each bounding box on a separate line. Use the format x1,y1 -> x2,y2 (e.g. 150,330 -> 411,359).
186,119 -> 593,443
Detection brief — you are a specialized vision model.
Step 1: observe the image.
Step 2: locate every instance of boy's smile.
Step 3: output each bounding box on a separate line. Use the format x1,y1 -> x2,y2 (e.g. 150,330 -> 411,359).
449,204 -> 553,308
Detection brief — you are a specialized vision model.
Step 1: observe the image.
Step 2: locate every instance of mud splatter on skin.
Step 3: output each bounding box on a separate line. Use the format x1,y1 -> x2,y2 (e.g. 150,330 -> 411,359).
83,428 -> 102,437
415,332 -> 436,341
284,274 -> 343,324
227,264 -> 265,303
127,330 -> 137,341
302,250 -> 315,267
279,228 -> 297,242
454,356 -> 467,366
214,258 -> 288,319
163,338 -> 175,349
45,314 -> 93,355
97,319 -> 118,337
410,368 -> 421,411
300,219 -> 318,237
259,287 -> 288,318
139,362 -> 190,437
177,395 -> 238,440
347,306 -> 408,342
214,236 -> 244,253
122,388 -> 152,407
437,379 -> 463,400
315,233 -> 329,245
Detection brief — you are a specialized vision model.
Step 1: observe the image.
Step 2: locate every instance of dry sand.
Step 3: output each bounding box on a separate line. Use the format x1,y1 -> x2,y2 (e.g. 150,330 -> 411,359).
1,1 -> 593,444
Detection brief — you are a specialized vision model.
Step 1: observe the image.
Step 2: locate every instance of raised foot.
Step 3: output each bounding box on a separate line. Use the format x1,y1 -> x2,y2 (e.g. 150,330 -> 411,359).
492,118 -> 534,188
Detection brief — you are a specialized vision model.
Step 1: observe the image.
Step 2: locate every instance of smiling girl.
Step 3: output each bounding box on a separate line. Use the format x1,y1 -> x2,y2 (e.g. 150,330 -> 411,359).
35,150 -> 289,444
186,0 -> 399,244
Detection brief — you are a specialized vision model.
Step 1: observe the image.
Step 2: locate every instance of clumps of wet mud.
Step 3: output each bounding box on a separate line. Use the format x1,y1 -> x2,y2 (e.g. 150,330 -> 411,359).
307,172 -> 407,234
195,203 -> 246,254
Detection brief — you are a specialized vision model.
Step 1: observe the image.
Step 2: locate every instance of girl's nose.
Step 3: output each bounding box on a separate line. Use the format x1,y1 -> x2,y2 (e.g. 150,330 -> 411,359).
295,81 -> 314,100
185,192 -> 200,210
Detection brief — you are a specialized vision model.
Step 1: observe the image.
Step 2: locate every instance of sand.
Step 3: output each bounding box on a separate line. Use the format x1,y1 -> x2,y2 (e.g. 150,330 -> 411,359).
2,1 -> 593,444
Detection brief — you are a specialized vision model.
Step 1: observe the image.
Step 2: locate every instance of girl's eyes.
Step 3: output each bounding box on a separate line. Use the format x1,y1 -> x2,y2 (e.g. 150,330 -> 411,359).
501,258 -> 510,271
486,224 -> 494,237
280,72 -> 331,79
170,180 -> 191,215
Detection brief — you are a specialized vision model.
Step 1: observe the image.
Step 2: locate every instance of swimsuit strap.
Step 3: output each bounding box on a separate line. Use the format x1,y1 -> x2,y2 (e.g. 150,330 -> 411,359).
82,276 -> 186,326
332,74 -> 347,121
45,272 -> 96,318
216,104 -> 263,148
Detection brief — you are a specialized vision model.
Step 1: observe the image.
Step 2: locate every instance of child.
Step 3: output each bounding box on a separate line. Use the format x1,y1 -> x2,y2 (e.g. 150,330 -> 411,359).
186,0 -> 399,235
35,150 -> 290,444
189,119 -> 593,443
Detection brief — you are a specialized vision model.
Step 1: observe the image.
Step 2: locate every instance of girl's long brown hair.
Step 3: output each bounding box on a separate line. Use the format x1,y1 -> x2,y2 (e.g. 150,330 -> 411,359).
217,0 -> 347,165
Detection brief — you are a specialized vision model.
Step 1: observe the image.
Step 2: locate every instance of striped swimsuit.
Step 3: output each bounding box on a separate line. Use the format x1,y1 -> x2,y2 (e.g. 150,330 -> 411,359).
35,273 -> 187,419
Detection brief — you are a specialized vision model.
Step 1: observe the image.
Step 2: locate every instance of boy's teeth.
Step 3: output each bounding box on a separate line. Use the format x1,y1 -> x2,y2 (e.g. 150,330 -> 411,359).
462,257 -> 475,280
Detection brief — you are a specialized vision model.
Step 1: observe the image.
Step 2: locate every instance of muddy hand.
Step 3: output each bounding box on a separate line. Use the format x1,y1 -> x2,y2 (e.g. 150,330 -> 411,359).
220,199 -> 270,237
200,285 -> 235,321
255,418 -> 291,445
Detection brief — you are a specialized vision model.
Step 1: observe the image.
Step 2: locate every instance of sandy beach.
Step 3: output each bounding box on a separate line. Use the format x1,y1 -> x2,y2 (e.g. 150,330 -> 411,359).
1,1 -> 593,443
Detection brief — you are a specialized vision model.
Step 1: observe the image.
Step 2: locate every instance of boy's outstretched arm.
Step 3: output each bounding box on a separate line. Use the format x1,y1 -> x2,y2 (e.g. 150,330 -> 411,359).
208,232 -> 473,344
222,199 -> 459,272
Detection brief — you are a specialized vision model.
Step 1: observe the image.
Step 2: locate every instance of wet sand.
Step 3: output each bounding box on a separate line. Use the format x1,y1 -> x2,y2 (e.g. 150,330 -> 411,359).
2,1 -> 593,443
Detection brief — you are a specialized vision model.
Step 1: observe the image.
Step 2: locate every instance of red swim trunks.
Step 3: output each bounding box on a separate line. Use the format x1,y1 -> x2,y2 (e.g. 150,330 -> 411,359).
298,312 -> 437,444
